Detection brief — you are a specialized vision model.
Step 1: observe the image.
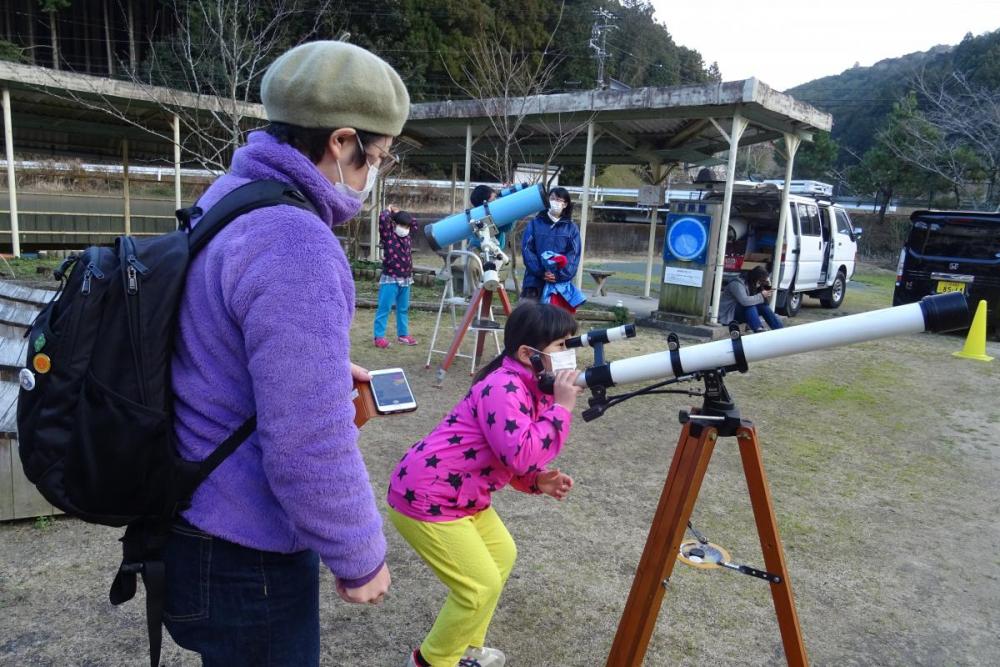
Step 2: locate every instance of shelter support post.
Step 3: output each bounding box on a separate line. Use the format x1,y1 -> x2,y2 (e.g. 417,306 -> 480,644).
369,178 -> 382,262
122,137 -> 131,237
575,121 -> 596,290
450,162 -> 458,214
770,134 -> 801,310
2,87 -> 20,257
643,163 -> 671,298
173,113 -> 182,213
707,112 -> 748,324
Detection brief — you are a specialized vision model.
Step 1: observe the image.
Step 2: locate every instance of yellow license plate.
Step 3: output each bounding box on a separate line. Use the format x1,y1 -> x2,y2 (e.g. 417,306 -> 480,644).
936,280 -> 966,294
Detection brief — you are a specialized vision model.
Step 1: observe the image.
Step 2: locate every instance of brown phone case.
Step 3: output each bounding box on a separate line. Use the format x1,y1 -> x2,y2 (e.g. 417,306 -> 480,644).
352,380 -> 378,428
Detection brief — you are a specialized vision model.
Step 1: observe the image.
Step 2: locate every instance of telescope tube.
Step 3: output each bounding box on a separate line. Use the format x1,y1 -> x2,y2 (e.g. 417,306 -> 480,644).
424,183 -> 546,251
578,293 -> 970,388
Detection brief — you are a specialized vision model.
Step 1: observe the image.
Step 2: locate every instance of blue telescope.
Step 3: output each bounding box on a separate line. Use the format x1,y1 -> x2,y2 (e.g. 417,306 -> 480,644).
424,183 -> 546,251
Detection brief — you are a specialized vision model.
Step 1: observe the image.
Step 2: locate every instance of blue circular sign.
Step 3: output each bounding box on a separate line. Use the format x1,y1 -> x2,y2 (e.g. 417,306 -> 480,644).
667,216 -> 708,261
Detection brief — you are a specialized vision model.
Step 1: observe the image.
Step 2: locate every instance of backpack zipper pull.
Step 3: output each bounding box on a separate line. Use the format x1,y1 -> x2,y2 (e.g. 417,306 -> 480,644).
127,254 -> 150,275
81,261 -> 104,295
127,265 -> 138,294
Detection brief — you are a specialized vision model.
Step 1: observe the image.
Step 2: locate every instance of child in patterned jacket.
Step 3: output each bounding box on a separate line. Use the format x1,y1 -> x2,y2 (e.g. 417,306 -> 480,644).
374,206 -> 419,348
388,301 -> 583,667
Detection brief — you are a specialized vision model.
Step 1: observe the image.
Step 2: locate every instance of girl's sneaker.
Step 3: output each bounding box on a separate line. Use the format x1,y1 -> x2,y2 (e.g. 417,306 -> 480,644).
459,646 -> 506,666
374,337 -> 390,349
397,335 -> 418,346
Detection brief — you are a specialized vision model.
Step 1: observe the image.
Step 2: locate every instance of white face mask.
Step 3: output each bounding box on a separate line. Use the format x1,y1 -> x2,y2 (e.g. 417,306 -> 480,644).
335,159 -> 378,202
333,135 -> 380,202
394,225 -> 411,238
549,200 -> 565,215
534,347 -> 577,372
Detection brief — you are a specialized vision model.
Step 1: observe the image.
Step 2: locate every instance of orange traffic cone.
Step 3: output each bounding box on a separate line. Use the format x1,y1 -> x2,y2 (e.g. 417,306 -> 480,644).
953,300 -> 993,362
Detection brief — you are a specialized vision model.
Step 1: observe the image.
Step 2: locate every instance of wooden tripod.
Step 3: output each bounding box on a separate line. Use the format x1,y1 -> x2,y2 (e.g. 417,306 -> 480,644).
606,404 -> 808,666
435,283 -> 512,382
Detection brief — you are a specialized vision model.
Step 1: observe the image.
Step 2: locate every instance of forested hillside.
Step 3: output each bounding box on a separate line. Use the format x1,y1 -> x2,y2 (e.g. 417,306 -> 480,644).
788,29 -> 1000,162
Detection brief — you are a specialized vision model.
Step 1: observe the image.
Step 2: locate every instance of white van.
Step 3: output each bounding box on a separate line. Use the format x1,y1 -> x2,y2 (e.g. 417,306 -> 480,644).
711,182 -> 862,316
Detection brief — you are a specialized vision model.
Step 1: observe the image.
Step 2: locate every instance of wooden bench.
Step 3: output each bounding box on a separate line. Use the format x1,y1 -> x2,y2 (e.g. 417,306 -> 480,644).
587,270 -> 616,297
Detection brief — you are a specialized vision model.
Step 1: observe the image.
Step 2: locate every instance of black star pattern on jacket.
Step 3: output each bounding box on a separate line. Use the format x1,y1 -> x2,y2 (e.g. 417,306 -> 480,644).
447,434 -> 462,445
504,419 -> 518,434
425,454 -> 441,468
428,504 -> 442,516
551,417 -> 564,432
447,473 -> 463,489
446,414 -> 459,426
486,412 -> 496,428
519,402 -> 530,415
480,383 -> 492,397
466,499 -> 477,509
480,466 -> 494,477
541,435 -> 553,450
463,448 -> 478,460
503,380 -> 519,393
404,489 -> 416,503
397,466 -> 408,479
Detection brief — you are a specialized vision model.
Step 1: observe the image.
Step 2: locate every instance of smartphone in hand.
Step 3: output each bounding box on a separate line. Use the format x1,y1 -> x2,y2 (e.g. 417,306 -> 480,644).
369,368 -> 417,414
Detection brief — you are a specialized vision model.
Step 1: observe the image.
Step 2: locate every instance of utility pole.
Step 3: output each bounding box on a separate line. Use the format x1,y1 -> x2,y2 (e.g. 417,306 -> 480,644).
589,9 -> 616,90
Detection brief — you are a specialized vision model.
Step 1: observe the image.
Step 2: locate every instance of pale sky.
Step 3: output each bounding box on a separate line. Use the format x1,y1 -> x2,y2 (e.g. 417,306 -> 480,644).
650,1 -> 1000,90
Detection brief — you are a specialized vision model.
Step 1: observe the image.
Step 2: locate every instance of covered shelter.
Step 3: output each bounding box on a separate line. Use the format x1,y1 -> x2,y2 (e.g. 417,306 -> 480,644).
0,59 -> 832,325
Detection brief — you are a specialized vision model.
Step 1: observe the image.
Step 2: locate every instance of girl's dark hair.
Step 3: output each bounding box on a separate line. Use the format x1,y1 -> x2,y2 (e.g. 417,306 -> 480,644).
265,122 -> 383,166
473,301 -> 578,384
548,186 -> 573,219
470,184 -> 496,207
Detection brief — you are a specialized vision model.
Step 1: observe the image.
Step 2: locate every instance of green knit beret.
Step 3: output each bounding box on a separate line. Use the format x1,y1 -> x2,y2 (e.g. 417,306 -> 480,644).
261,41 -> 410,136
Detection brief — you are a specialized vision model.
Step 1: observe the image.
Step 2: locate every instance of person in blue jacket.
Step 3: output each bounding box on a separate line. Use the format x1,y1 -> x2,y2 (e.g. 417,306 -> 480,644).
520,186 -> 581,300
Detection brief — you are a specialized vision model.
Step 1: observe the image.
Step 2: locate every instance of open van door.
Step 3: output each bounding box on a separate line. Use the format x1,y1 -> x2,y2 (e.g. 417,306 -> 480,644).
795,202 -> 825,287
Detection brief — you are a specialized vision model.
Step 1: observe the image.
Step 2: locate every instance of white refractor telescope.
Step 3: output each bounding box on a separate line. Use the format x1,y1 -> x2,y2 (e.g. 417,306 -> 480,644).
576,293 -> 970,389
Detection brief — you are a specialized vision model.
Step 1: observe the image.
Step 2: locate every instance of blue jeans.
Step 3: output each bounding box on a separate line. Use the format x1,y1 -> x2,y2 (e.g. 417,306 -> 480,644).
162,520 -> 320,666
734,303 -> 783,332
374,282 -> 410,338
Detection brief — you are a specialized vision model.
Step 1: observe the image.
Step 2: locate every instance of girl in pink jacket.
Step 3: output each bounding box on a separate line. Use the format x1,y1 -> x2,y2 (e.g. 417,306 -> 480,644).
388,301 -> 583,667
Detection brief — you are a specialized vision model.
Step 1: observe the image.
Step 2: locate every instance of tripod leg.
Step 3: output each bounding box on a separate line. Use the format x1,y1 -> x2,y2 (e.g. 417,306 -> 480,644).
473,289 -> 495,369
438,287 -> 484,380
736,424 -> 808,667
497,285 -> 513,316
607,423 -> 719,667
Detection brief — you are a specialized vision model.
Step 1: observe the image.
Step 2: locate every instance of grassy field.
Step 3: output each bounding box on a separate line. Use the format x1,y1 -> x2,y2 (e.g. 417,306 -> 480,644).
1,261 -> 999,666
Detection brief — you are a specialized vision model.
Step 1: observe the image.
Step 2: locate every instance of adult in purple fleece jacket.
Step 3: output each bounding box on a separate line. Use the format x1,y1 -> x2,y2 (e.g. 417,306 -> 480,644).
163,40 -> 409,666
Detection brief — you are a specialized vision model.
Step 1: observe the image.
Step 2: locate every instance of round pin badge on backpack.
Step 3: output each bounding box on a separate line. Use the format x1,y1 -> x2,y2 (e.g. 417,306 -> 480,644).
19,368 -> 36,391
32,353 -> 52,374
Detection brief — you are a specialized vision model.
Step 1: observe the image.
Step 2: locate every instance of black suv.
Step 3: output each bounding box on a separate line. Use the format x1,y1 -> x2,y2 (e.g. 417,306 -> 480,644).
893,210 -> 1000,338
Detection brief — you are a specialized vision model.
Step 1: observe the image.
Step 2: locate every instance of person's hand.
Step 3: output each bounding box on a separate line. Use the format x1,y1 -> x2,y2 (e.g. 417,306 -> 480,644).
553,369 -> 583,410
351,363 -> 371,383
537,468 -> 573,500
544,271 -> 557,282
336,563 -> 390,605
761,289 -> 773,300
387,205 -> 400,213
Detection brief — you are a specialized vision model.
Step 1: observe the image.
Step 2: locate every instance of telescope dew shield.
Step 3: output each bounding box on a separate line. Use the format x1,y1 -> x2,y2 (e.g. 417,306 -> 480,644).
578,292 -> 970,388
423,183 -> 546,251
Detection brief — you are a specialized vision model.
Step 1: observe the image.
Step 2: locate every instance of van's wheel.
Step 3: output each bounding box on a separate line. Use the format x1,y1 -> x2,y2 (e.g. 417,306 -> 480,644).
778,288 -> 801,317
820,271 -> 847,309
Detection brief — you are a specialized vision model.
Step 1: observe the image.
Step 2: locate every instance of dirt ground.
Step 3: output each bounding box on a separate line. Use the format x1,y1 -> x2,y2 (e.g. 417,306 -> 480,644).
2,264 -> 999,666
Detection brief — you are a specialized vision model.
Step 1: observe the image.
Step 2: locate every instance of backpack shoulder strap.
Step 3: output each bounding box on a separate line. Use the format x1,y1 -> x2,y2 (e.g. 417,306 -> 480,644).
186,179 -> 318,256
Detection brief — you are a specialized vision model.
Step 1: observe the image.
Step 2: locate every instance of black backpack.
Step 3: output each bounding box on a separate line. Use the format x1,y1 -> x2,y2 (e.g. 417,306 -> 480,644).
16,179 -> 318,666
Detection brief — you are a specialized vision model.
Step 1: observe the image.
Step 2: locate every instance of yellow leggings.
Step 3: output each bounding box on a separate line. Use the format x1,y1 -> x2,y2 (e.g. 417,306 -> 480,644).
389,507 -> 516,667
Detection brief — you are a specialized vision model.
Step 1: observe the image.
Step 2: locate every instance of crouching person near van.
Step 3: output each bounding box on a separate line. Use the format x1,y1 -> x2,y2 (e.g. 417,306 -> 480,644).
719,266 -> 784,332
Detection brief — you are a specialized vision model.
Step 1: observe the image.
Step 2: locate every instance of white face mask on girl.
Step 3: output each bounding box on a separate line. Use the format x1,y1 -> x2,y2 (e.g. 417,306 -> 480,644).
549,200 -> 565,215
334,136 -> 380,202
394,225 -> 411,238
533,347 -> 577,371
